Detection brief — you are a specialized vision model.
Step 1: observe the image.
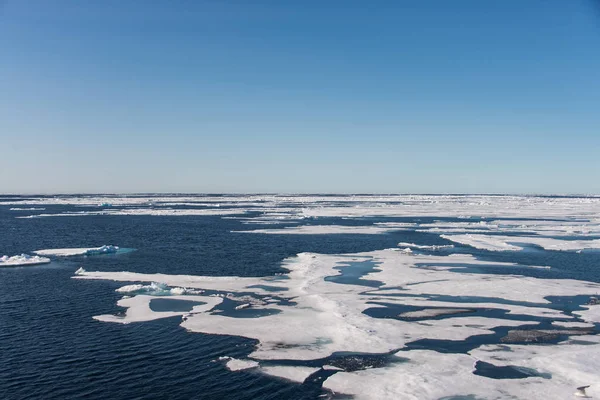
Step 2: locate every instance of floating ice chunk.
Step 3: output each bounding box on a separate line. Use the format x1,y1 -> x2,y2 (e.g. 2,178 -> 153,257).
85,245 -> 119,255
93,294 -> 222,324
235,303 -> 251,310
169,287 -> 187,295
114,282 -> 197,296
219,356 -> 259,371
34,245 -> 125,257
0,254 -> 51,267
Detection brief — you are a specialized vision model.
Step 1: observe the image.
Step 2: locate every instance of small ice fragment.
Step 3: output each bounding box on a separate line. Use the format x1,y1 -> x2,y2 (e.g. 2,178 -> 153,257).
170,287 -> 187,295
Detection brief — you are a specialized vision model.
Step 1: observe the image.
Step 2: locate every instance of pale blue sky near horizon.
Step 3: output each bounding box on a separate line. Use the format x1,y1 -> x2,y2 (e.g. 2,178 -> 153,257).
1,0 -> 599,194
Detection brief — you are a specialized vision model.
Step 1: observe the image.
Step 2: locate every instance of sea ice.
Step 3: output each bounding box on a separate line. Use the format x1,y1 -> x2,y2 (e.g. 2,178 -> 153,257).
0,254 -> 51,267
441,234 -> 600,252
73,233 -> 600,397
218,357 -> 259,371
34,245 -> 123,257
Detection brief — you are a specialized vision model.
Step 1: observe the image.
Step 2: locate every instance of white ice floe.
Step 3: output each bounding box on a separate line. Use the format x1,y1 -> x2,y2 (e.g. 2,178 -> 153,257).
442,234 -> 600,252
93,294 -> 222,324
0,254 -> 51,267
218,356 -> 259,371
34,245 -> 122,257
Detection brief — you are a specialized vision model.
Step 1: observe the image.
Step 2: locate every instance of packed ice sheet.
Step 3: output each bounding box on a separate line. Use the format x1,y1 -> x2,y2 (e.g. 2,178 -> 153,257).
0,254 -> 51,267
34,245 -> 122,257
75,247 -> 600,398
5,196 -> 600,237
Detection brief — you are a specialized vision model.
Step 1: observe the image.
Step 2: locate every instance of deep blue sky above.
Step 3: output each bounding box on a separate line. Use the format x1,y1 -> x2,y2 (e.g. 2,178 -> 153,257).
1,0 -> 599,194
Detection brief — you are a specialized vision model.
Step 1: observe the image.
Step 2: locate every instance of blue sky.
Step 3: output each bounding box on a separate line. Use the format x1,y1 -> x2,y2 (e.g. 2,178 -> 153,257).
1,0 -> 599,194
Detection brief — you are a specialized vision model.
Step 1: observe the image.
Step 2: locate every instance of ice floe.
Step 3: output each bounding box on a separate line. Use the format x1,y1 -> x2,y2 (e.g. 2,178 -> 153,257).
93,294 -> 222,324
0,254 -> 51,267
442,234 -> 600,252
34,245 -> 124,257
218,356 -> 259,371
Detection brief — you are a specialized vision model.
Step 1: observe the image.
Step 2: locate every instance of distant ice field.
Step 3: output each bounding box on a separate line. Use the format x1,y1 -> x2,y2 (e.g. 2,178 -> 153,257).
1,194 -> 600,399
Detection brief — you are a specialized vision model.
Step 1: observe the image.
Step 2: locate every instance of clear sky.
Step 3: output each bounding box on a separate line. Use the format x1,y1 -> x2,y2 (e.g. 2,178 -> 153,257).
1,0 -> 599,194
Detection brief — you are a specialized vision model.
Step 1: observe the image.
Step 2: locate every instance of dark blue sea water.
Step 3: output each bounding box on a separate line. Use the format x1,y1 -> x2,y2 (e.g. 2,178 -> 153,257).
1,195 -> 599,399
